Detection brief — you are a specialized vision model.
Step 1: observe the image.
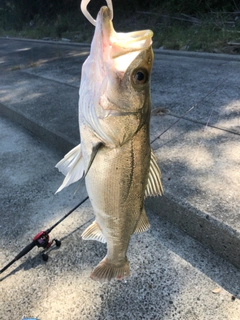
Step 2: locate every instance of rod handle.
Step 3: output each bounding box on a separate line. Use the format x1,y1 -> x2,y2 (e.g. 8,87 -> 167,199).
0,241 -> 37,274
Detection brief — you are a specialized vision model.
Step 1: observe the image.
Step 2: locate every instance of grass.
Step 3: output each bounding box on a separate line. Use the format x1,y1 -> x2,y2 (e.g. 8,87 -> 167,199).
1,10 -> 240,54
135,11 -> 240,54
153,23 -> 240,53
11,65 -> 21,71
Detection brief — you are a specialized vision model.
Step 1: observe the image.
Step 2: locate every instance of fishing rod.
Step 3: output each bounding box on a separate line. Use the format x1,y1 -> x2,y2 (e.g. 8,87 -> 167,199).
0,196 -> 89,275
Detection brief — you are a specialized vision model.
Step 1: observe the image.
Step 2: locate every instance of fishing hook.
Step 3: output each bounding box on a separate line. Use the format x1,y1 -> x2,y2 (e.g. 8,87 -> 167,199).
81,0 -> 113,26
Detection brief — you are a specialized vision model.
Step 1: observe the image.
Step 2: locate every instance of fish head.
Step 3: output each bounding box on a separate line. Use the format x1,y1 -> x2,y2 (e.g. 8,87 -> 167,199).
99,6 -> 154,111
80,6 -> 154,145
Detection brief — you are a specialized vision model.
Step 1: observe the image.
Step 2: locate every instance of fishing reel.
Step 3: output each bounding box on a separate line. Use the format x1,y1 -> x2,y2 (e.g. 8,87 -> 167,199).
33,231 -> 61,261
0,197 -> 88,275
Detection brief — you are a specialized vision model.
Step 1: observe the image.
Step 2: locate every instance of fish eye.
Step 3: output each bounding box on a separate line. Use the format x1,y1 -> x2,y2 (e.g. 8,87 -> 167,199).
131,68 -> 148,85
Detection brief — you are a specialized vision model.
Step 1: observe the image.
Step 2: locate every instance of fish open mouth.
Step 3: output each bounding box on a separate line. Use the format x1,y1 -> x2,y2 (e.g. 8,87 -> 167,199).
81,1 -> 153,59
81,1 -> 153,71
101,7 -> 153,57
99,6 -> 153,70
110,29 -> 153,59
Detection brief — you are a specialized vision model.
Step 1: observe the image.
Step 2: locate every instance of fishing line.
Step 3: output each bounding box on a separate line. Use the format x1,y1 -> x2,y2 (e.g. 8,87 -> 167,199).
191,107 -> 214,164
150,76 -> 229,144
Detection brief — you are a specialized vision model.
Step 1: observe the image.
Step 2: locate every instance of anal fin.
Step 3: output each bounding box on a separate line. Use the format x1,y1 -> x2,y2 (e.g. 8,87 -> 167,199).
81,221 -> 106,243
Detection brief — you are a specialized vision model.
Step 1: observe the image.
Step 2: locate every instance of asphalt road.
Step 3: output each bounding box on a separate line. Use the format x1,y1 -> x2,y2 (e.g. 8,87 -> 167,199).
0,37 -> 240,319
1,37 -> 240,269
0,86 -> 240,320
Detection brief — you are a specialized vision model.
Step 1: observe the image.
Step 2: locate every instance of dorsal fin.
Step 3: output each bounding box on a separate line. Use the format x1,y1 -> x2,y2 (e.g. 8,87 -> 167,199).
145,149 -> 164,198
134,208 -> 150,233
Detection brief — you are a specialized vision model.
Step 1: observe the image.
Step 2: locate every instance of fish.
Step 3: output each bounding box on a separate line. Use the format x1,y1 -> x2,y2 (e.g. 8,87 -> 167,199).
55,0 -> 163,282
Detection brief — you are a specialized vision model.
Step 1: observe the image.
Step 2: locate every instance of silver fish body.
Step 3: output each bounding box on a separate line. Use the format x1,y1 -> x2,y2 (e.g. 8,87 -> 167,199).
56,6 -> 163,282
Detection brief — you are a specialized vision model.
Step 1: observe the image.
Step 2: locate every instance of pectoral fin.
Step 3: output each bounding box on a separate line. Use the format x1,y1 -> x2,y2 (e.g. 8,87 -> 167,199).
84,141 -> 103,176
145,149 -> 164,198
55,126 -> 103,193
55,144 -> 84,193
80,124 -> 103,176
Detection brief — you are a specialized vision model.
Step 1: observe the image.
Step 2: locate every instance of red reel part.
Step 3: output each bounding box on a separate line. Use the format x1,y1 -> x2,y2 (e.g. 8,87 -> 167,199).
33,231 -> 51,249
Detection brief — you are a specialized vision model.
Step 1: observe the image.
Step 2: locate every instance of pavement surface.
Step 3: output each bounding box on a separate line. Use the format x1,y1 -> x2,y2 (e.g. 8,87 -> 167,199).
0,37 -> 240,319
1,116 -> 240,320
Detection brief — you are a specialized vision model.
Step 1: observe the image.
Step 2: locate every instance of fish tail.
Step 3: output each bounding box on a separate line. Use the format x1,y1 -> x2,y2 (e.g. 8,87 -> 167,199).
90,257 -> 130,282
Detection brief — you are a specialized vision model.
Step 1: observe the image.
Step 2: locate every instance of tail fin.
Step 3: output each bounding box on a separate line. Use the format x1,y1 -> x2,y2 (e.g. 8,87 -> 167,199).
55,144 -> 84,193
90,257 -> 130,282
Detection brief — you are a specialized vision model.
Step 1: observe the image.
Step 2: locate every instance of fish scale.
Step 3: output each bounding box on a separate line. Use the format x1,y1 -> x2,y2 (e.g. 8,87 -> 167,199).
86,128 -> 149,267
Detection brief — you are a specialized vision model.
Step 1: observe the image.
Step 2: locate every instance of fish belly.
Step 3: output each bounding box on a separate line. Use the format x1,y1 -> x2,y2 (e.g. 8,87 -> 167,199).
85,124 -> 150,281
